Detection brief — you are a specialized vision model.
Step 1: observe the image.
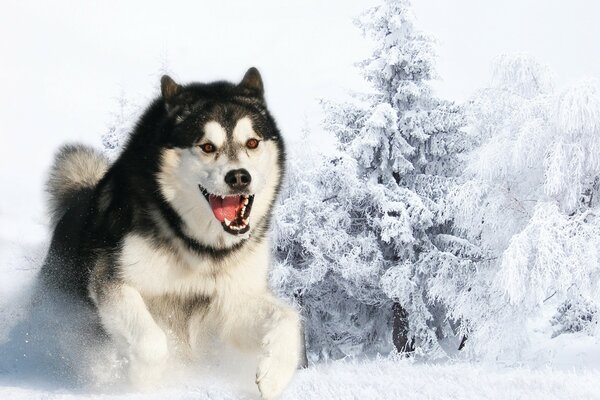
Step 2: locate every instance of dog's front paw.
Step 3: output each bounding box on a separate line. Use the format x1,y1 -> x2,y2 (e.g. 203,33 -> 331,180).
128,327 -> 169,388
256,355 -> 296,400
255,310 -> 301,399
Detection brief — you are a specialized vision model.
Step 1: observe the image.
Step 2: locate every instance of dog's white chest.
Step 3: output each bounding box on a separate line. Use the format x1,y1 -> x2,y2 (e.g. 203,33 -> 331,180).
118,234 -> 219,298
118,234 -> 269,299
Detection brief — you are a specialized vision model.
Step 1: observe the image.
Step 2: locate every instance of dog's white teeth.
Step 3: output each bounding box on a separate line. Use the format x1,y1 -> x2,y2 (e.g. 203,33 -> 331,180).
221,195 -> 225,200
224,218 -> 231,226
242,218 -> 248,225
241,206 -> 246,215
243,197 -> 249,205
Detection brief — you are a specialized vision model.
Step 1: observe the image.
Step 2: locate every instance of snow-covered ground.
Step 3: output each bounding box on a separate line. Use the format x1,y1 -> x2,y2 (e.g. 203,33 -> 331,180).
1,359 -> 600,400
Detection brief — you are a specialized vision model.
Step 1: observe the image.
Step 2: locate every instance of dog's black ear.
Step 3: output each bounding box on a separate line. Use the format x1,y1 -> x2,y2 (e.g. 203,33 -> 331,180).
239,67 -> 264,96
161,75 -> 182,111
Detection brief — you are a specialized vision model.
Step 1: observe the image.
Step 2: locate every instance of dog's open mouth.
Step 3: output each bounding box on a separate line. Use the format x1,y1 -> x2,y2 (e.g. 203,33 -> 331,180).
198,185 -> 254,235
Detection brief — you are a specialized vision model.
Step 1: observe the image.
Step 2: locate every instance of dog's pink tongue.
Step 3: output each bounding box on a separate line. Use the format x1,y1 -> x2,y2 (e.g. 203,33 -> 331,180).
208,195 -> 240,222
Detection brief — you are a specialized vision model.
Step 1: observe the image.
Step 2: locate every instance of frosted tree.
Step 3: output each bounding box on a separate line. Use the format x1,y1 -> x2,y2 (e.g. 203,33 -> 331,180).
273,0 -> 473,360
447,55 -> 600,361
102,64 -> 170,159
102,93 -> 142,160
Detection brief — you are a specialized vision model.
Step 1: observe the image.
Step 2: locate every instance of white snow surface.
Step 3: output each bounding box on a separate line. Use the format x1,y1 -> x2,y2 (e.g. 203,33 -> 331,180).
1,359 -> 600,400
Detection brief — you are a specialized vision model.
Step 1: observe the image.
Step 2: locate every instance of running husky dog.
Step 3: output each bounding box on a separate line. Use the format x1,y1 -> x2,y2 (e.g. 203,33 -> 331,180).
40,68 -> 301,398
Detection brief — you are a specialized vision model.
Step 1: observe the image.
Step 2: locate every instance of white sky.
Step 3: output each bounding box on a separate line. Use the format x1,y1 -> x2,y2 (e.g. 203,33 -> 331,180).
413,0 -> 600,100
0,0 -> 599,240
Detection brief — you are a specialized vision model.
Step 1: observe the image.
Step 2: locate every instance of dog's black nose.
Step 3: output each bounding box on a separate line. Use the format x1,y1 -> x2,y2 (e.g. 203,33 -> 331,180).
224,169 -> 251,189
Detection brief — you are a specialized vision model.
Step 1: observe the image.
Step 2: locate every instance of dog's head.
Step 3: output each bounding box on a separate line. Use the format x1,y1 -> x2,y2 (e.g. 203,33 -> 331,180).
156,68 -> 284,249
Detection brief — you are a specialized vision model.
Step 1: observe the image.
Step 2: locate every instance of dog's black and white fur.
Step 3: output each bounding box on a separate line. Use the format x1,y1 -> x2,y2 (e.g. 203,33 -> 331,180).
40,68 -> 301,399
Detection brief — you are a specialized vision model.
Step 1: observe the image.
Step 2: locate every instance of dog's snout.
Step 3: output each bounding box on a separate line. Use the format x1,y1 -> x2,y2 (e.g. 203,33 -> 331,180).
224,169 -> 251,189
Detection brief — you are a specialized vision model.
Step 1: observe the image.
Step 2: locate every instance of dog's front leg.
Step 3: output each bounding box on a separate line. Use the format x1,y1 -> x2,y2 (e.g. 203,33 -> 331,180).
255,302 -> 302,400
220,294 -> 302,399
92,282 -> 168,387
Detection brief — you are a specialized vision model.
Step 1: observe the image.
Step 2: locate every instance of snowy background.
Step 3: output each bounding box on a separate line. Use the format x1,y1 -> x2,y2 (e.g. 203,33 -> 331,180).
2,0 -> 600,399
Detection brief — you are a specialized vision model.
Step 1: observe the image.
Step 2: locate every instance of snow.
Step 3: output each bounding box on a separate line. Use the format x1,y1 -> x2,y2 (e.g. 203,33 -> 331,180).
1,359 -> 599,400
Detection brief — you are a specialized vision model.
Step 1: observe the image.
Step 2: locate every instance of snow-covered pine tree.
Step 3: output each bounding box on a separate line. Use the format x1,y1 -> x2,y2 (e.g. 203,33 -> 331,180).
447,55 -> 600,361
273,0 -> 473,360
102,93 -> 141,160
102,67 -> 170,160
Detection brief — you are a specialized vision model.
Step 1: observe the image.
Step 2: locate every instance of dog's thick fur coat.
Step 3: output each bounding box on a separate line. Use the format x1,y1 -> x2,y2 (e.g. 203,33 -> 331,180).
40,69 -> 301,399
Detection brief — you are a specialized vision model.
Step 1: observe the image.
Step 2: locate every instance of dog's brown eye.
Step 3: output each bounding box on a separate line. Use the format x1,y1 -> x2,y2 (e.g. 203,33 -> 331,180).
199,143 -> 215,153
246,138 -> 260,149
